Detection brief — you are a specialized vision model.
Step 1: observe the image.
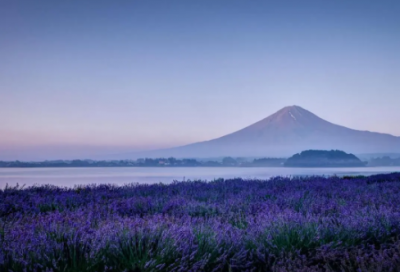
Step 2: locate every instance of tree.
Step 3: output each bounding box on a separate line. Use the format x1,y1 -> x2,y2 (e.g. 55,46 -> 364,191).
222,157 -> 237,166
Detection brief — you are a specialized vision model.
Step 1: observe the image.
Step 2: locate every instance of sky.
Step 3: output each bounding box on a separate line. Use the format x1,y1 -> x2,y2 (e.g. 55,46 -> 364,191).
1,0 -> 400,160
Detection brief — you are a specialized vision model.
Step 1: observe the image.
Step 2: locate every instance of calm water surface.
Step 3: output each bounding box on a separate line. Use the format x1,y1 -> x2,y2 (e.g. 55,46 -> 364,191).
1,167 -> 400,188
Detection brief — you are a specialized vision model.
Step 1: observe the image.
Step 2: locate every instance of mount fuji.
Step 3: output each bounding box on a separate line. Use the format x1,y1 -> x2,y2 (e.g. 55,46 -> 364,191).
123,106 -> 400,158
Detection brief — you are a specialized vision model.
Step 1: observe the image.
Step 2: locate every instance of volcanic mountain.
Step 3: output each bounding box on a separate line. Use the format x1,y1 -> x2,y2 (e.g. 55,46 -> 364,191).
124,106 -> 400,158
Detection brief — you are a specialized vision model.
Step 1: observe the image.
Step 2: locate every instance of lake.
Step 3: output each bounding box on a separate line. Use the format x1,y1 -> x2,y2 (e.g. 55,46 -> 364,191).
1,167 -> 400,188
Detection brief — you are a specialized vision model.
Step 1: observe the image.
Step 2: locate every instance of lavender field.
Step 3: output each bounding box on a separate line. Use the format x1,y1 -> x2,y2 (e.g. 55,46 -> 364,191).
2,173 -> 400,271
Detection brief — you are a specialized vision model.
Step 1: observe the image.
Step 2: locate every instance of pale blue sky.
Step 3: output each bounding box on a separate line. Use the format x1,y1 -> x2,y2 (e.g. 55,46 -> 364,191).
1,0 -> 399,160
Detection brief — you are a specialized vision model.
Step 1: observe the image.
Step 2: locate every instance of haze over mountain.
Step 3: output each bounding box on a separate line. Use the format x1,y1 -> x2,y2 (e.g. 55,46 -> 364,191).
121,106 -> 400,159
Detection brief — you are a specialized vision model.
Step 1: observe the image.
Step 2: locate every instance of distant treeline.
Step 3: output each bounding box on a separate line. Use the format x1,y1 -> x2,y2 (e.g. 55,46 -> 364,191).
368,156 -> 400,166
0,157 -> 286,168
1,153 -> 398,168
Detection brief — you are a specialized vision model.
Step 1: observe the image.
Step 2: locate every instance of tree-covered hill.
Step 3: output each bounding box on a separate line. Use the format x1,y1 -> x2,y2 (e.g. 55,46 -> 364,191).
284,150 -> 366,167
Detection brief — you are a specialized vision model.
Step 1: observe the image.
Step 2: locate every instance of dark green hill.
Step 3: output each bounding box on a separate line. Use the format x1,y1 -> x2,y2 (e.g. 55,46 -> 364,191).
284,150 -> 366,167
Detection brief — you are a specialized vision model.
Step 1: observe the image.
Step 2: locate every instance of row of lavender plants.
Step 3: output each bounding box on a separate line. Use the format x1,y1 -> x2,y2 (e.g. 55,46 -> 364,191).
1,173 -> 400,271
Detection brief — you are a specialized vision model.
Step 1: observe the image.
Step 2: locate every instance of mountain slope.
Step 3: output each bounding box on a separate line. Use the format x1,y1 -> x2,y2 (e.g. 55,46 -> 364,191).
123,106 -> 400,158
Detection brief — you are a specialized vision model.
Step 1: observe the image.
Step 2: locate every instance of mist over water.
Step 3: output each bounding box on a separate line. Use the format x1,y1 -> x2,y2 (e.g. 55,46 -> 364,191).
1,167 -> 400,188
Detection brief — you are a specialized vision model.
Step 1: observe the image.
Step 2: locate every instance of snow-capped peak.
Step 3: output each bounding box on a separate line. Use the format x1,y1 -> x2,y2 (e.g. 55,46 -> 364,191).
289,111 -> 297,121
